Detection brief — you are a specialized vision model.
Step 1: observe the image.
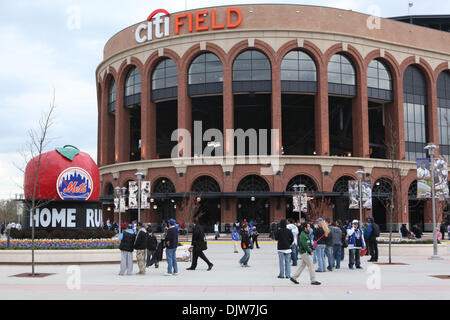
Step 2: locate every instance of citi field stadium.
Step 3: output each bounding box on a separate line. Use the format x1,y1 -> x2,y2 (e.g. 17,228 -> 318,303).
96,4 -> 450,233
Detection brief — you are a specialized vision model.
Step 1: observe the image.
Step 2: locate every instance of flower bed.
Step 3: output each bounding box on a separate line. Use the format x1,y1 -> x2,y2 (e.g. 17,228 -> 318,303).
0,239 -> 120,250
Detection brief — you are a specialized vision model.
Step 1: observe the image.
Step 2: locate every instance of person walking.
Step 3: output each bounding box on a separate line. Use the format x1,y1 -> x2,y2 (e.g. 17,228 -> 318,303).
187,219 -> 213,271
314,218 -> 328,272
165,219 -> 179,276
448,224 -> 450,240
134,222 -> 148,275
290,223 -> 321,285
367,217 -> 380,262
146,228 -> 159,269
118,224 -> 136,276
231,227 -> 240,253
331,221 -> 343,269
214,222 -> 220,240
239,224 -> 252,267
287,219 -> 299,266
439,222 -> 446,242
347,220 -> 366,270
270,221 -> 277,240
275,219 -> 294,279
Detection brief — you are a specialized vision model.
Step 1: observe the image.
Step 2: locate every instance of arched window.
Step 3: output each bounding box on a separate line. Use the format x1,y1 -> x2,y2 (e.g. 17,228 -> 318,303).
237,175 -> 270,192
191,176 -> 221,193
152,59 -> 178,101
188,53 -> 223,96
124,67 -> 141,107
233,50 -> 271,92
403,65 -> 428,161
372,178 -> 392,199
333,176 -> 354,194
328,54 -> 356,96
153,178 -> 176,194
438,71 -> 450,159
367,60 -> 393,101
286,175 -> 317,193
108,79 -> 116,113
281,50 -> 317,93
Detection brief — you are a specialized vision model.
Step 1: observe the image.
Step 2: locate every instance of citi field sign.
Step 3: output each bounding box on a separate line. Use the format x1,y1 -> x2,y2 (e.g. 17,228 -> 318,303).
135,8 -> 243,43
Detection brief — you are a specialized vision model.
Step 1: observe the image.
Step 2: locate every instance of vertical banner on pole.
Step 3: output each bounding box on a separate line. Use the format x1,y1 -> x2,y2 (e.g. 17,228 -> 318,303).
362,180 -> 372,209
292,194 -> 300,212
349,180 -> 359,209
128,181 -> 138,209
114,197 -> 119,213
300,193 -> 308,213
416,158 -> 431,198
119,197 -> 126,213
141,181 -> 151,209
434,157 -> 449,199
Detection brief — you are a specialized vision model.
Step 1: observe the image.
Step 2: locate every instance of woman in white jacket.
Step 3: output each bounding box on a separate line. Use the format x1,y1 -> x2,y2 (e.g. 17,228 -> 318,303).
346,220 -> 366,270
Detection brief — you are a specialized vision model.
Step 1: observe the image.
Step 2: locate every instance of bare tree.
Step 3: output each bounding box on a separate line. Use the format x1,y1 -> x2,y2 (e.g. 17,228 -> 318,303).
0,200 -> 18,225
14,92 -> 56,276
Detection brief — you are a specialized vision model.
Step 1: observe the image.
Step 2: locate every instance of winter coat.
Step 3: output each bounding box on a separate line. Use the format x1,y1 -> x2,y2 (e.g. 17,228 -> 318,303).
119,230 -> 136,252
347,226 -> 366,249
146,234 -> 158,251
275,220 -> 294,250
331,226 -> 342,246
165,226 -> 178,249
299,230 -> 313,255
313,227 -> 326,245
134,228 -> 148,250
241,230 -> 252,249
191,224 -> 207,251
232,230 -> 240,241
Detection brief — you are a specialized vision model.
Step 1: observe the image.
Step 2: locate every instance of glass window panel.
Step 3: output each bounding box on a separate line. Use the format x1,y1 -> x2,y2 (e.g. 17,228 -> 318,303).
205,54 -> 219,62
297,51 -> 310,60
251,51 -> 266,60
379,69 -> 390,80
152,79 -> 164,90
281,59 -> 299,70
408,103 -> 415,122
125,86 -> 133,97
341,64 -> 355,75
415,124 -> 423,142
237,51 -> 251,60
165,66 -> 178,77
299,60 -> 316,72
408,122 -> 415,140
152,67 -> 165,80
193,54 -> 206,63
165,76 -> 178,88
342,73 -> 355,85
206,72 -> 223,83
252,69 -> 271,81
284,51 -> 299,60
367,77 -> 378,88
367,67 -> 378,78
252,59 -> 270,70
189,63 -> 205,74
328,72 -> 341,84
205,60 -> 222,72
368,60 -> 378,69
134,83 -> 141,94
281,70 -> 299,81
233,59 -> 251,71
189,74 -> 205,84
415,104 -> 423,123
233,70 -> 252,81
328,61 -> 341,73
300,71 -> 317,81
330,55 -> 341,62
379,80 -> 392,90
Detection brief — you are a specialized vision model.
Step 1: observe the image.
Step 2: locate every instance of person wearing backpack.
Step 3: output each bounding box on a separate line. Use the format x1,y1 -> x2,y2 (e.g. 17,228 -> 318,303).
187,218 -> 213,271
367,217 -> 380,262
118,224 -> 136,276
239,224 -> 252,267
134,222 -> 148,275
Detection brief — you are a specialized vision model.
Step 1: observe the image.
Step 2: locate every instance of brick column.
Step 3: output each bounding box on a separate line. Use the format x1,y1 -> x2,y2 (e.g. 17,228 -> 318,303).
352,75 -> 370,158
223,64 -> 234,156
385,73 -> 405,160
115,78 -> 130,163
271,62 -> 282,155
315,65 -> 329,156
177,68 -> 192,157
428,80 -> 440,149
141,76 -> 156,160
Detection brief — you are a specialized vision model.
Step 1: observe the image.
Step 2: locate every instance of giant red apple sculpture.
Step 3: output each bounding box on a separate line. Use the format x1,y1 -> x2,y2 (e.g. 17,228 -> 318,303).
24,145 -> 100,201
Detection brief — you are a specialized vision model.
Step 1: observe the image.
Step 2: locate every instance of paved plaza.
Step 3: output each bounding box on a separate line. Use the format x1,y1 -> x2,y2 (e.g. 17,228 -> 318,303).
0,241 -> 449,300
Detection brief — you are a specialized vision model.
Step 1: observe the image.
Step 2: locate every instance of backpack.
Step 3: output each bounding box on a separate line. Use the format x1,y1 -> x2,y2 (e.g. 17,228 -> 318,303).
372,223 -> 380,238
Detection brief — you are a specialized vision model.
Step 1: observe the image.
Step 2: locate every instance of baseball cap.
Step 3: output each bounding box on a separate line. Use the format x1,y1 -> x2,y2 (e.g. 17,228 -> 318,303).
168,218 -> 176,224
316,218 -> 323,222
352,219 -> 359,224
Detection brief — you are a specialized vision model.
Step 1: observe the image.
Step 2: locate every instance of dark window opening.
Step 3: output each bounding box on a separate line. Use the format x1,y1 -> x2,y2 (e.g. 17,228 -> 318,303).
156,100 -> 178,159
281,94 -> 315,155
368,101 -> 386,159
191,96 -> 223,157
234,94 -> 271,156
329,97 -> 353,157
129,107 -> 141,162
438,71 -> 450,161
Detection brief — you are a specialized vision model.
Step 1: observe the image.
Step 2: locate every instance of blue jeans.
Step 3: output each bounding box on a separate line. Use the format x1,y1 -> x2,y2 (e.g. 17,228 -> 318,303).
278,252 -> 291,277
325,245 -> 334,270
316,244 -> 326,272
240,248 -> 251,265
166,248 -> 178,274
313,249 -> 317,264
341,246 -> 345,261
333,245 -> 342,268
349,248 -> 361,268
290,244 -> 298,266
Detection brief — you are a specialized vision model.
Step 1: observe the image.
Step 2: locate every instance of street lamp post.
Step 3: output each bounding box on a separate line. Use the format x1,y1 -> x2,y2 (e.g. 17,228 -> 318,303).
115,186 -> 128,234
135,171 -> 145,223
356,169 -> 364,224
424,142 -> 441,260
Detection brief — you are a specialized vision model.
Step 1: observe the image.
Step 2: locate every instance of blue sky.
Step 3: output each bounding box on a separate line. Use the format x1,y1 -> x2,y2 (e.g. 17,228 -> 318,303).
0,0 -> 448,199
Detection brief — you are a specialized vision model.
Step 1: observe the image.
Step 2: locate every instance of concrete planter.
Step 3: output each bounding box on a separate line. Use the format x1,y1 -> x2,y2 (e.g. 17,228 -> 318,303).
376,243 -> 448,256
0,245 -> 191,264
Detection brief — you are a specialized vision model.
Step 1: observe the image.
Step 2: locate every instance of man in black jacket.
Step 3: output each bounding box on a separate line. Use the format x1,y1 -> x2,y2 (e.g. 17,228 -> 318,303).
275,219 -> 294,278
146,228 -> 159,268
134,222 -> 148,275
367,217 -> 380,262
165,219 -> 179,275
239,224 -> 252,267
187,219 -> 213,271
119,224 -> 136,276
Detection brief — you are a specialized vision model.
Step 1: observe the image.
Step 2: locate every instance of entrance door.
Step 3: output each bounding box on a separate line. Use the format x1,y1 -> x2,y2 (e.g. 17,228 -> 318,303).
237,198 -> 270,232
